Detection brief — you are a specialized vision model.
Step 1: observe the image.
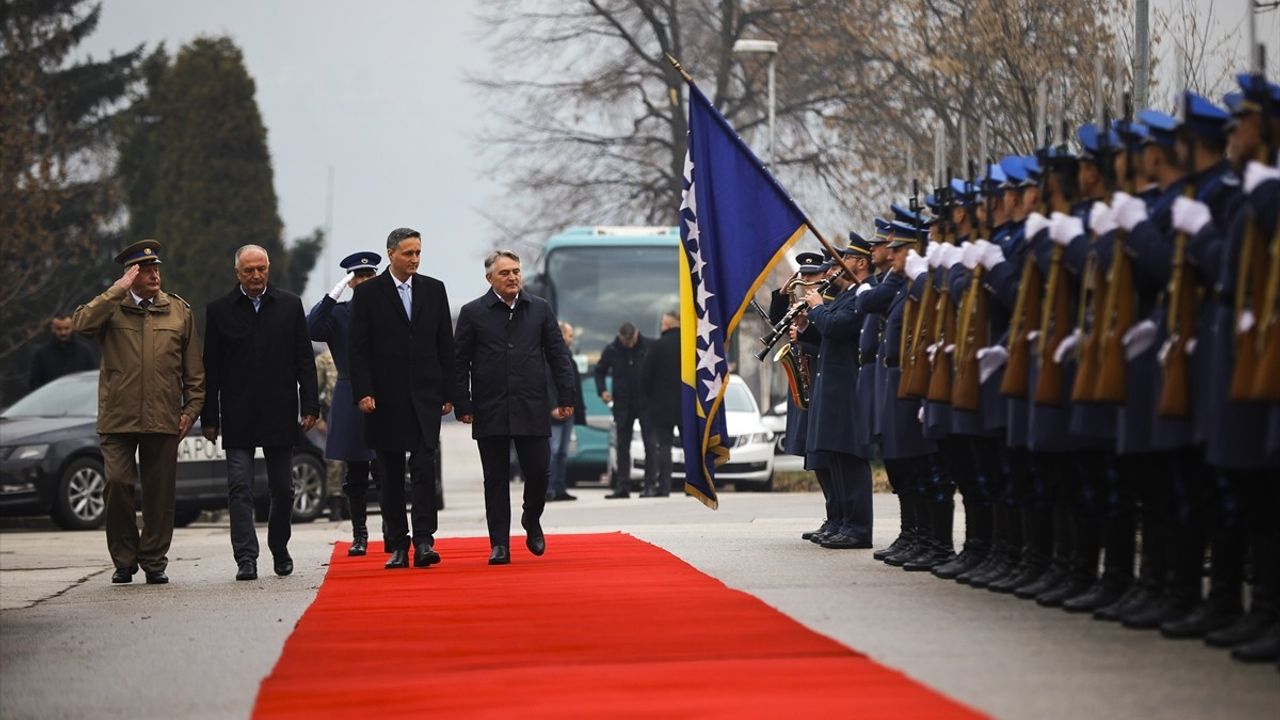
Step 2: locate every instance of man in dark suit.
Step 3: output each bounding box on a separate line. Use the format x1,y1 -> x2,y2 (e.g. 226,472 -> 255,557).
455,250 -> 576,566
29,313 -> 97,391
595,323 -> 656,498
202,244 -> 319,581
348,228 -> 456,570
640,311 -> 680,496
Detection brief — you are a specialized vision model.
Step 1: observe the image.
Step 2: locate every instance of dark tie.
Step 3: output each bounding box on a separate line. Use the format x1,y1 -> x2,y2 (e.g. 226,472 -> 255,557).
139,299 -> 152,309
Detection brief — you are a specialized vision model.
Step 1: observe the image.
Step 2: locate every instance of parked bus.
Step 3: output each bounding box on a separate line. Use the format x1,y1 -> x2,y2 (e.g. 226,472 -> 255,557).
525,226 -> 680,485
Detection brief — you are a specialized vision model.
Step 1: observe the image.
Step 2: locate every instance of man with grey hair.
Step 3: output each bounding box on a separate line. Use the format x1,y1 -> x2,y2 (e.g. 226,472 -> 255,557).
349,227 -> 456,570
203,244 -> 319,581
455,249 -> 576,565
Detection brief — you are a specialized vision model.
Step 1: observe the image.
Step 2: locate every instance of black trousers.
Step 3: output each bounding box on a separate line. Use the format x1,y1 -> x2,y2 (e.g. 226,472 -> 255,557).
477,435 -> 550,547
226,446 -> 292,563
829,451 -> 873,541
614,412 -> 657,490
376,445 -> 438,552
652,419 -> 676,494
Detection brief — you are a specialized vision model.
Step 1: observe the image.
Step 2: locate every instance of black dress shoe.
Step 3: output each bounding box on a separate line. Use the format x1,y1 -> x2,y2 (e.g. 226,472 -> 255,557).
802,523 -> 831,542
384,548 -> 409,569
348,535 -> 368,556
1122,596 -> 1196,629
820,533 -> 872,549
1230,623 -> 1280,663
488,545 -> 511,565
552,492 -> 577,502
414,542 -> 441,567
1206,611 -> 1276,648
111,565 -> 139,584
273,554 -> 293,577
873,534 -> 909,562
236,560 -> 258,581
639,489 -> 657,498
1160,600 -> 1241,639
144,570 -> 169,585
604,491 -> 630,499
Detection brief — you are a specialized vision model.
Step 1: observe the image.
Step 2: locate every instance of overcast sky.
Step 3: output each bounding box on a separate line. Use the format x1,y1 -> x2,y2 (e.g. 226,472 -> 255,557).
80,0 -> 497,308
76,1 -> 1276,310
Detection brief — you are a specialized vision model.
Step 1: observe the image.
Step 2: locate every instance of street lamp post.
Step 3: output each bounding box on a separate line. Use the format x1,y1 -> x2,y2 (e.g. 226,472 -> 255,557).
732,38 -> 780,409
732,38 -> 779,165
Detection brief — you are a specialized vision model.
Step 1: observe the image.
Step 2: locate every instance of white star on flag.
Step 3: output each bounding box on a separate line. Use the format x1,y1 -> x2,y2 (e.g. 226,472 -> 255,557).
689,243 -> 707,276
701,374 -> 723,399
696,281 -> 714,308
696,345 -> 723,374
697,312 -> 717,343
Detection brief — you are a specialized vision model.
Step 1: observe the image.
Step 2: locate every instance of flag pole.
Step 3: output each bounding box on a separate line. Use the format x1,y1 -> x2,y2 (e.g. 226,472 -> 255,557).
664,53 -> 853,280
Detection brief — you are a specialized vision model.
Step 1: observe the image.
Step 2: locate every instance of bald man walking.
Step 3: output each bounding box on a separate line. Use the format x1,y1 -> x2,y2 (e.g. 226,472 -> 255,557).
203,245 -> 319,581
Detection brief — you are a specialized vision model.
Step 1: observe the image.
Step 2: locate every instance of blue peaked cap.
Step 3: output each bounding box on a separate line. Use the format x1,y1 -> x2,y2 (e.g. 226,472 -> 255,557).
891,202 -> 930,226
1000,155 -> 1028,186
340,251 -> 381,273
1138,109 -> 1177,149
1077,123 -> 1121,160
1021,155 -> 1042,180
1181,92 -> 1229,140
949,177 -> 980,204
980,162 -> 1008,189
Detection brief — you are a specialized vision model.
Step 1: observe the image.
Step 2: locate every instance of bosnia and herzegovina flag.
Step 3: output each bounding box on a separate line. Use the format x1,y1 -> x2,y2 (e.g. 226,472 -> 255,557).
679,81 -> 809,509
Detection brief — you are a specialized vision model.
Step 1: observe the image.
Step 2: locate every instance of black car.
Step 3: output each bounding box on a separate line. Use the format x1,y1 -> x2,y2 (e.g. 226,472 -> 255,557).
0,371 -> 328,530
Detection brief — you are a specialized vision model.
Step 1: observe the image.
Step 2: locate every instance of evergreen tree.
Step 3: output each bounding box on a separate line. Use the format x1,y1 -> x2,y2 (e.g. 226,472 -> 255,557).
124,37 -> 288,313
0,0 -> 141,403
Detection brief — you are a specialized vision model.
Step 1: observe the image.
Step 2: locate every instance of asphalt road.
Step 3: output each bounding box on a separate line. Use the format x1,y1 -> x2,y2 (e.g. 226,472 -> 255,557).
1,423 -> 1276,719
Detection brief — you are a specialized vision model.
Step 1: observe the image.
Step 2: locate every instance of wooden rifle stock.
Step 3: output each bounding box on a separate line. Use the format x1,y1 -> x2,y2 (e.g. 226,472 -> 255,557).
897,292 -> 918,397
1034,244 -> 1070,406
1252,223 -> 1280,400
1071,251 -> 1105,404
926,280 -> 956,403
952,266 -> 987,410
999,255 -> 1043,397
902,271 -> 938,398
1229,210 -> 1270,401
1094,234 -> 1134,403
1157,220 -> 1197,417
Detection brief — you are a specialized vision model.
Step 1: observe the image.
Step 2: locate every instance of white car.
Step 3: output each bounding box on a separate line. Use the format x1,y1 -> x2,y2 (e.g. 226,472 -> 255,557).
617,374 -> 776,491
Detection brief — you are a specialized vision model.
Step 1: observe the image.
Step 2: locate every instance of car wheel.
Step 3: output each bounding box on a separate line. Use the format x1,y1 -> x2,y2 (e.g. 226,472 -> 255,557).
290,453 -> 326,523
173,507 -> 203,528
773,433 -> 787,454
52,457 -> 107,530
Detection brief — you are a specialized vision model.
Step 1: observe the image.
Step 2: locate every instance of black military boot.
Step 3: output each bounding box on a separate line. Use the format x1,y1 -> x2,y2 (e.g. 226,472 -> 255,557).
1015,504 -> 1072,600
347,493 -> 369,556
1223,512 -> 1279,657
875,493 -> 914,562
903,499 -> 956,572
974,504 -> 1024,588
1039,513 -> 1100,608
804,519 -> 835,543
933,502 -> 988,580
1161,524 -> 1244,637
991,507 -> 1049,594
1097,505 -> 1165,621
1066,501 -> 1136,613
1230,623 -> 1280,663
962,505 -> 1015,587
885,497 -> 929,566
1122,547 -> 1200,630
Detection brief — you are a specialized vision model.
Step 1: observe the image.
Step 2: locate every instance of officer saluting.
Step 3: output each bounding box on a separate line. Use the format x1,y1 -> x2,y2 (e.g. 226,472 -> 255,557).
308,251 -> 382,556
73,240 -> 205,585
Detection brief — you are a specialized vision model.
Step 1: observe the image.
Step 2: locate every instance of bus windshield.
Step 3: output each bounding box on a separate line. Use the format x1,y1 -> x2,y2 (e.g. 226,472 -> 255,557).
545,245 -> 678,361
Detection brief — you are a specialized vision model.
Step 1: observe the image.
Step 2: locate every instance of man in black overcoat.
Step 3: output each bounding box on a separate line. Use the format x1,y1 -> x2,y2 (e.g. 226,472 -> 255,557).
348,228 -> 456,570
203,244 -> 319,581
454,250 -> 576,566
640,311 -> 681,496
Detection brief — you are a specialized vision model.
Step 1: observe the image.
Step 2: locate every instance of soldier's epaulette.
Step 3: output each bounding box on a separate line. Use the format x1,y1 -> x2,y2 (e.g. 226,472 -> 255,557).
167,293 -> 192,309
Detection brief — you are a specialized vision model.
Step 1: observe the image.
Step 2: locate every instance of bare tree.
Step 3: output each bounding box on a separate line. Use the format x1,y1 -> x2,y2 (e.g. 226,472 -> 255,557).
473,0 -> 1131,247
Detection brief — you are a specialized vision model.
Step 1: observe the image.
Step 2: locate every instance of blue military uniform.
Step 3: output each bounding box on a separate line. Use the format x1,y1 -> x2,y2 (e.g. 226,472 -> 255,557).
307,251 -> 381,554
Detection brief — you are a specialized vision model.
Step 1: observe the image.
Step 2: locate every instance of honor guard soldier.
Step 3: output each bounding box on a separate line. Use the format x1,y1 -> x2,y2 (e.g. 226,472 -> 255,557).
73,240 -> 205,585
308,251 -> 383,556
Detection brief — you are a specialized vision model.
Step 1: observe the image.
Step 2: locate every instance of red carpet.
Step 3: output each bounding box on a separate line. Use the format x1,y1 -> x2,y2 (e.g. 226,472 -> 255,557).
252,533 -> 984,719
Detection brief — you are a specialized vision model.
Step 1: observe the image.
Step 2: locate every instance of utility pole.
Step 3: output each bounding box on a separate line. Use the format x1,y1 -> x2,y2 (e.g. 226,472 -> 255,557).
324,165 -> 335,291
1134,0 -> 1150,109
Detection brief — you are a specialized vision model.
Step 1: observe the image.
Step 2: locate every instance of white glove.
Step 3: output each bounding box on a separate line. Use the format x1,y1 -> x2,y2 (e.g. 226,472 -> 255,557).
328,272 -> 355,301
1158,334 -> 1197,366
926,241 -> 941,261
1049,212 -> 1083,247
943,343 -> 956,355
1113,193 -> 1148,231
941,244 -> 962,269
1025,212 -> 1051,239
1026,330 -> 1040,343
1121,319 -> 1157,361
855,281 -> 872,296
1111,190 -> 1134,207
927,243 -> 945,268
961,241 -> 983,269
1244,160 -> 1280,194
1238,309 -> 1256,334
1089,201 -> 1119,236
1053,328 -> 1081,365
927,342 -> 940,363
917,405 -> 925,424
905,249 -> 928,280
1185,337 -> 1197,355
979,241 -> 1006,270
977,345 -> 1008,384
1171,196 -> 1212,236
